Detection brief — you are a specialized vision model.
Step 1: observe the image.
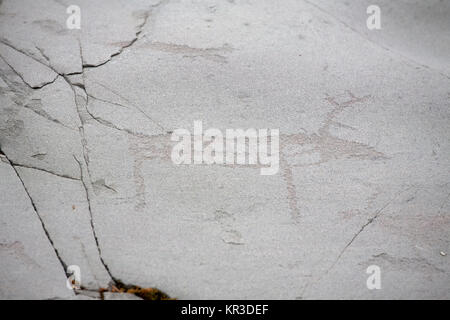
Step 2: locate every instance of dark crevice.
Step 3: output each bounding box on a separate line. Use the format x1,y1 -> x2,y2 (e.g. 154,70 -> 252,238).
0,53 -> 59,90
0,2 -> 171,299
73,155 -> 116,285
74,154 -> 166,301
82,8 -> 152,70
0,39 -> 56,71
0,147 -> 71,284
63,75 -> 93,178
10,162 -> 80,181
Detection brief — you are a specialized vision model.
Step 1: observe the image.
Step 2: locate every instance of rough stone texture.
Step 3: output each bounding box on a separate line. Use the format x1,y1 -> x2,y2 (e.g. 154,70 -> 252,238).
0,0 -> 449,299
0,157 -> 73,299
16,166 -> 111,289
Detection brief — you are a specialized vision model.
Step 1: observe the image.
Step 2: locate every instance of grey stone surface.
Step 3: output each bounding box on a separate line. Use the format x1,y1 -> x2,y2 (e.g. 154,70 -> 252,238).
312,0 -> 450,78
16,166 -> 111,289
0,157 -> 73,299
0,0 -> 449,299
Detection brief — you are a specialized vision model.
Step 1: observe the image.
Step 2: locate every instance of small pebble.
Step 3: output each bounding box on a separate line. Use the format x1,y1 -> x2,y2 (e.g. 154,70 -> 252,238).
440,251 -> 447,256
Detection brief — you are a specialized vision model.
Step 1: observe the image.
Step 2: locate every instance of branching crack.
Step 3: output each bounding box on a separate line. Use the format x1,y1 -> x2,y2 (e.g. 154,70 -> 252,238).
0,53 -> 59,89
0,39 -> 56,71
23,100 -> 76,130
10,162 -> 80,181
73,155 -> 116,285
85,107 -> 139,136
0,148 -> 71,286
0,2 -> 172,299
90,80 -> 165,131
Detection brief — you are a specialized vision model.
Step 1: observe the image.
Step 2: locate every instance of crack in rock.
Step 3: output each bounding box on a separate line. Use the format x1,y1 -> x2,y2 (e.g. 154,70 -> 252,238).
0,39 -> 60,88
73,155 -> 115,284
0,53 -> 59,89
10,162 -> 80,181
320,186 -> 415,279
82,2 -> 160,70
23,98 -> 75,130
87,80 -> 165,132
0,147 -> 71,286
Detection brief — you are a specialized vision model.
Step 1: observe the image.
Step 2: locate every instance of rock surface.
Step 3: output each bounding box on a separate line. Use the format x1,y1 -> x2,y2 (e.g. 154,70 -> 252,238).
0,0 -> 449,299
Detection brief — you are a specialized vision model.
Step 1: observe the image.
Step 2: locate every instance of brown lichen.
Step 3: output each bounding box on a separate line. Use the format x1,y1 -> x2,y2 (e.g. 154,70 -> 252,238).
99,281 -> 172,300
